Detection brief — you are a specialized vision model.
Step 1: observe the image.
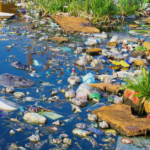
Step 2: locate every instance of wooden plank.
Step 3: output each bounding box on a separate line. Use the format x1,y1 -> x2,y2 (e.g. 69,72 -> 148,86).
53,16 -> 100,33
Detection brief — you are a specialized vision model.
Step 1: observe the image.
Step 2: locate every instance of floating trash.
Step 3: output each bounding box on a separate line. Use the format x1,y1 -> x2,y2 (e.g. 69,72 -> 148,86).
0,97 -> 19,111
58,47 -> 72,52
38,112 -> 63,120
87,128 -> 104,135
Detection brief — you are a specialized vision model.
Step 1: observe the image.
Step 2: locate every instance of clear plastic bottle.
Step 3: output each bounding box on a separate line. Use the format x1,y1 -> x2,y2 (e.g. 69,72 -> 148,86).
92,32 -> 107,39
110,36 -> 118,42
85,37 -> 101,46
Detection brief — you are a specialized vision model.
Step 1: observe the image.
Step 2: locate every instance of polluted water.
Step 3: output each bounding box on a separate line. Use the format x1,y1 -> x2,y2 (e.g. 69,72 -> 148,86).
1,0 -> 150,150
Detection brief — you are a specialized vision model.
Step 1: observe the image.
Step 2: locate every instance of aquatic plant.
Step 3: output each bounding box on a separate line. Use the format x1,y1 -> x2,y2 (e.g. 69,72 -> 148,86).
121,67 -> 150,114
19,0 -> 149,22
135,46 -> 147,51
89,0 -> 116,22
117,0 -> 148,16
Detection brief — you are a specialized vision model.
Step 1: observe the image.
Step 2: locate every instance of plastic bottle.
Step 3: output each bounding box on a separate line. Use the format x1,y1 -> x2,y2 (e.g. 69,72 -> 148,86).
87,37 -> 101,43
110,36 -> 118,42
92,32 -> 107,39
85,37 -> 101,46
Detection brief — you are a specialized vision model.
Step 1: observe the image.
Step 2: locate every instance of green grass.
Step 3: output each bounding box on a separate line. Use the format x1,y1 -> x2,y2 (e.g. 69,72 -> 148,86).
20,0 -> 149,22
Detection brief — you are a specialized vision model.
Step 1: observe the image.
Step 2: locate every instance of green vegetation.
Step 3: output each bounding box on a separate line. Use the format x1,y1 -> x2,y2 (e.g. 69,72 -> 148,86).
121,67 -> 150,114
22,0 -> 149,22
117,0 -> 147,16
121,67 -> 150,99
135,46 -> 147,51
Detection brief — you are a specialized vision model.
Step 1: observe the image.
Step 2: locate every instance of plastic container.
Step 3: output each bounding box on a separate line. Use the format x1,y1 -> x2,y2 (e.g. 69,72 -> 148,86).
112,60 -> 130,68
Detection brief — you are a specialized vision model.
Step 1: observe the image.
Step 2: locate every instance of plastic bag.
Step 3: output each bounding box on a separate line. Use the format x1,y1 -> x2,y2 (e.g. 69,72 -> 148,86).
86,103 -> 105,112
104,78 -> 112,84
33,60 -> 41,66
87,128 -> 104,135
82,73 -> 95,84
76,82 -> 99,96
71,104 -> 82,113
65,90 -> 75,98
70,98 -> 88,107
68,76 -> 81,85
89,93 -> 101,101
114,96 -> 123,104
117,71 -> 134,78
76,92 -> 87,100
76,59 -> 87,66
58,47 -> 72,52
91,59 -> 105,68
108,97 -> 114,103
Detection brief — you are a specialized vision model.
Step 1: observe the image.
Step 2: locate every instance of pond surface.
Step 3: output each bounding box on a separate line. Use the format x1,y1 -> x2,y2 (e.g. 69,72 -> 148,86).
0,17 -> 149,150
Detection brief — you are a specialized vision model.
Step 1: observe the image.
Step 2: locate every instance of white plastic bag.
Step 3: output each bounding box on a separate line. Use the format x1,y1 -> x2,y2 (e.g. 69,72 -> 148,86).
82,73 -> 95,84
